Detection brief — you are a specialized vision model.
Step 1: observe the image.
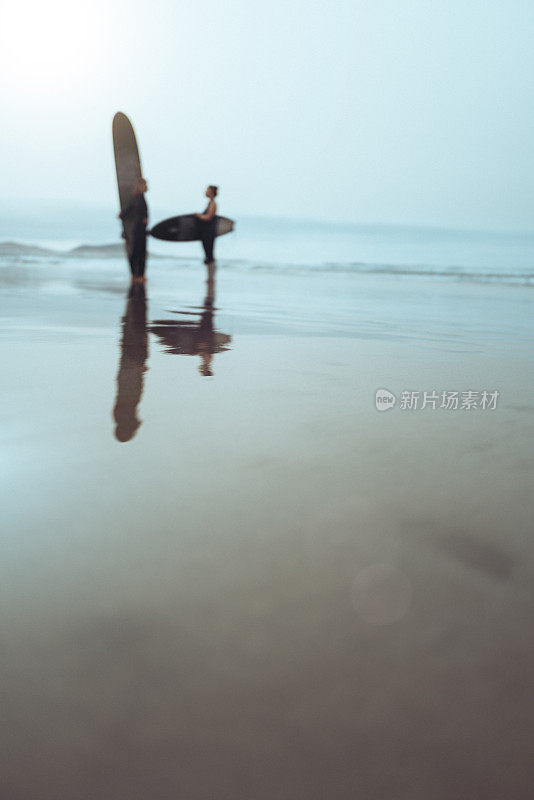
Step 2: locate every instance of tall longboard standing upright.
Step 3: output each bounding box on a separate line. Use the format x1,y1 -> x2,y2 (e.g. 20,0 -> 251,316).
112,112 -> 143,272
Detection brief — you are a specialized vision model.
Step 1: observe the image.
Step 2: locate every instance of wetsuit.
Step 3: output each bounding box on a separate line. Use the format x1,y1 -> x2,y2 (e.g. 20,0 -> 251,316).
121,193 -> 148,277
199,202 -> 217,263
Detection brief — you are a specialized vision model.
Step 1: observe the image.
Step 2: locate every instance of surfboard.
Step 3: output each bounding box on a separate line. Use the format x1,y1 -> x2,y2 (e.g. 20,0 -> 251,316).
149,215 -> 234,242
112,112 -> 143,261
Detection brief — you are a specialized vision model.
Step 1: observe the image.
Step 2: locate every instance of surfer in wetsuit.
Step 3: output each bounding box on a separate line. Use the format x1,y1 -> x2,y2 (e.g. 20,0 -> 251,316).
119,177 -> 149,283
195,185 -> 218,268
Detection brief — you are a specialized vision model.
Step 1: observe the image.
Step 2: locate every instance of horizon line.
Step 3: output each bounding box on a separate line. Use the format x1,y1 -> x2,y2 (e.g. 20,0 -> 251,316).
1,197 -> 533,239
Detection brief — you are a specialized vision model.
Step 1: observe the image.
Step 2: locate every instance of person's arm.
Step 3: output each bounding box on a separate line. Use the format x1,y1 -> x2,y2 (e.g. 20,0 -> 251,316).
196,200 -> 217,221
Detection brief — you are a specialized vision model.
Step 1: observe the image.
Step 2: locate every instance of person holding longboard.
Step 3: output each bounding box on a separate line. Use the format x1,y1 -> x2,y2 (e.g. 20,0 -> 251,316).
119,177 -> 149,282
113,112 -> 150,283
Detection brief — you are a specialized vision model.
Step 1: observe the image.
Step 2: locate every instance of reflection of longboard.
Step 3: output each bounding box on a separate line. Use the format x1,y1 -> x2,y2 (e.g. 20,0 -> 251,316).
112,112 -> 143,262
150,214 -> 234,242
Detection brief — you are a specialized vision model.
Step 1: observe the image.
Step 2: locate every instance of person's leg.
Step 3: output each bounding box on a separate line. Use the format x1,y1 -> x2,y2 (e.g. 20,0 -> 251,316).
201,234 -> 213,264
204,233 -> 215,264
126,234 -> 135,276
137,231 -> 147,278
130,246 -> 139,278
130,228 -> 146,279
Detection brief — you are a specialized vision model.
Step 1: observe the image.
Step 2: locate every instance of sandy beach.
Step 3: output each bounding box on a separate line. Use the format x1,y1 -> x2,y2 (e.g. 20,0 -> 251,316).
2,0 -> 534,792
1,236 -> 534,798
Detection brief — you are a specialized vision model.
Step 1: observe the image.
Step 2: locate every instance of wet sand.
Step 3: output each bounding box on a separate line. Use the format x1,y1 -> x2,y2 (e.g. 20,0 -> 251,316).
2,254 -> 534,799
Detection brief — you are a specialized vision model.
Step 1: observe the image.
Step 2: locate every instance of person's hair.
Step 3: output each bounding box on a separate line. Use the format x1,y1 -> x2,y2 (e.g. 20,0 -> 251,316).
208,185 -> 218,197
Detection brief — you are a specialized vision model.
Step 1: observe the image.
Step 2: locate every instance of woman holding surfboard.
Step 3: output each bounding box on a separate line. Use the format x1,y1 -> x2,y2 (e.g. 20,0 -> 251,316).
195,185 -> 218,265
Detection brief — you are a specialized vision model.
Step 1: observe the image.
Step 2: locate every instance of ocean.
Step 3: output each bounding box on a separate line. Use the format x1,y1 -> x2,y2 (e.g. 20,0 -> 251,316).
2,201 -> 534,284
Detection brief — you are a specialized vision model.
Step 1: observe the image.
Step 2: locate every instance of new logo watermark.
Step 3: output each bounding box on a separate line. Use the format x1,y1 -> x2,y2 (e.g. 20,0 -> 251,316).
375,389 -> 499,411
375,389 -> 397,411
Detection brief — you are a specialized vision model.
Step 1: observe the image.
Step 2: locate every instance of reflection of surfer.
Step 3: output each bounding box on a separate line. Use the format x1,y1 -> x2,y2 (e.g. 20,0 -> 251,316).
113,284 -> 149,441
119,177 -> 149,283
197,301 -> 217,377
195,185 -> 218,274
149,284 -> 231,377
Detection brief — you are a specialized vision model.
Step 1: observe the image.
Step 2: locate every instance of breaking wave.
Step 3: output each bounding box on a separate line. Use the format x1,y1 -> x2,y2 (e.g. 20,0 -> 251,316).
0,242 -> 166,259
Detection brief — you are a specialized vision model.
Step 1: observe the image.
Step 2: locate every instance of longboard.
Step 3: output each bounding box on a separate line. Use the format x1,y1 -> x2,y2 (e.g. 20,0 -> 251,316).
150,214 -> 234,242
112,112 -> 143,261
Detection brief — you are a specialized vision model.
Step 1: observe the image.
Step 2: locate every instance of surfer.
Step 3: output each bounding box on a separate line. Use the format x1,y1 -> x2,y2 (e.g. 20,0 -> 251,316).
195,185 -> 218,267
119,177 -> 149,282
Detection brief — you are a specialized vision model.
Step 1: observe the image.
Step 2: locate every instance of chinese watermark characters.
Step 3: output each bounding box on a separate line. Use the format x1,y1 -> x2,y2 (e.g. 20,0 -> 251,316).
375,389 -> 499,412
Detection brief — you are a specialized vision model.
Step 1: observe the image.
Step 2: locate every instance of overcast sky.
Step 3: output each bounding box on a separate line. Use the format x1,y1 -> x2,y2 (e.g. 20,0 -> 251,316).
0,0 -> 533,229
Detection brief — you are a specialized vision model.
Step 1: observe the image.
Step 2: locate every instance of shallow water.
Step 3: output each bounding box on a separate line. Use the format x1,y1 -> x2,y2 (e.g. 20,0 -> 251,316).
1,242 -> 534,798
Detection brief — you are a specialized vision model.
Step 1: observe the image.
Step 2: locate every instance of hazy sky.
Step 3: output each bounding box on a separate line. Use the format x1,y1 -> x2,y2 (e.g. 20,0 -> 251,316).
1,0 -> 533,229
